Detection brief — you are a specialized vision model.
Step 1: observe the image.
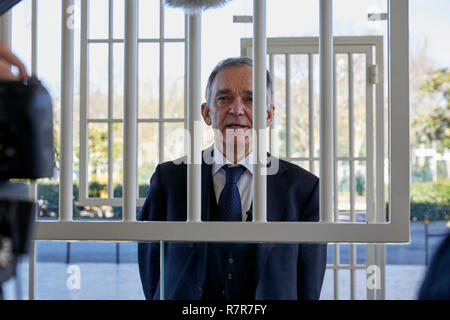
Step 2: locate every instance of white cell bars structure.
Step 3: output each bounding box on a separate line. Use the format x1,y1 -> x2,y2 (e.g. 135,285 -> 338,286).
4,0 -> 410,300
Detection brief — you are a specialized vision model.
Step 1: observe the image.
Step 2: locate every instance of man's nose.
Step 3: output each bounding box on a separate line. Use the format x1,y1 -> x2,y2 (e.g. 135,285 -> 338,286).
229,98 -> 245,115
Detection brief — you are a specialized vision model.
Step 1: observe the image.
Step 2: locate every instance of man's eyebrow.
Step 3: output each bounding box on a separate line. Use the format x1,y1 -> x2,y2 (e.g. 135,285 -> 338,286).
215,89 -> 232,97
243,90 -> 253,96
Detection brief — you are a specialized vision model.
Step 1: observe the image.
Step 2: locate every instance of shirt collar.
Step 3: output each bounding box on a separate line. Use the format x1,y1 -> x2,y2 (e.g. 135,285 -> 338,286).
211,144 -> 254,176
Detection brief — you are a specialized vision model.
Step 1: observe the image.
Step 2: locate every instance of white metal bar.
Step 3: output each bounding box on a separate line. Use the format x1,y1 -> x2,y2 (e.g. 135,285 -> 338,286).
184,13 -> 189,132
29,0 -> 38,300
366,243 -> 375,300
366,49 -> 375,224
123,0 -> 138,221
388,0 -> 409,237
326,264 -> 366,270
269,54 -> 275,154
0,9 -> 11,46
75,197 -> 146,207
86,38 -> 184,43
31,0 -> 37,76
375,243 -> 386,300
348,53 -> 355,222
375,37 -> 386,300
86,118 -> 184,123
79,0 -> 89,204
308,53 -> 314,172
159,1 -> 166,300
285,54 -> 291,158
332,54 -> 339,300
253,0 -> 267,223
187,13 -> 201,222
333,54 -> 338,221
159,0 -> 165,163
108,0 -> 114,198
60,0 -> 75,222
348,53 -> 357,300
34,221 -> 408,243
319,0 -> 333,222
350,244 -> 356,299
333,243 -> 339,300
28,180 -> 38,300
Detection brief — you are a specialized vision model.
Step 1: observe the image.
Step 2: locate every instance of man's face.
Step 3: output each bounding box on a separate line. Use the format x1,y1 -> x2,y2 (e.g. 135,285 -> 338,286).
201,65 -> 274,159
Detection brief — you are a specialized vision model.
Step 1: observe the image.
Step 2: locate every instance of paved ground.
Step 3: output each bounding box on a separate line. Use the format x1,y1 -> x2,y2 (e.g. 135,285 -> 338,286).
1,221 -> 448,300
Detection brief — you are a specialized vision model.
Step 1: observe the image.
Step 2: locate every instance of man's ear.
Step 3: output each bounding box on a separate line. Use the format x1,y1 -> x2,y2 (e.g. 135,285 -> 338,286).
266,104 -> 275,127
201,103 -> 212,126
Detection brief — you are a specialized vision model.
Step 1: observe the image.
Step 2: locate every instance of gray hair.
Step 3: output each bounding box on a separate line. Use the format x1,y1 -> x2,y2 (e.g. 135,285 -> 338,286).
205,56 -> 274,108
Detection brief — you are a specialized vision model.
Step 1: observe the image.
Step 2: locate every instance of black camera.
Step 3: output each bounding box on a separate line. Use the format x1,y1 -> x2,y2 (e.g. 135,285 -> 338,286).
0,77 -> 54,179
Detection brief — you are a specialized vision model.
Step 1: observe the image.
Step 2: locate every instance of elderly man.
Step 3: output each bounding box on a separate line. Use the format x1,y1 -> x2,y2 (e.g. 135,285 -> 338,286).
138,57 -> 327,300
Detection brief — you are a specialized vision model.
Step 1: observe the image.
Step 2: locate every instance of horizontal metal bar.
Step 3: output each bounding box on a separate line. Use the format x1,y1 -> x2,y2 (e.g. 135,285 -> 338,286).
87,118 -> 184,123
87,38 -> 184,43
241,36 -> 383,48
326,265 -> 367,270
282,156 -> 367,162
33,221 -> 408,243
75,197 -> 146,207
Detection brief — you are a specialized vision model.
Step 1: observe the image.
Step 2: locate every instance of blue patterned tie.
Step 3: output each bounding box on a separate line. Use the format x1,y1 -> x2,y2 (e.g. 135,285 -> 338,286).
217,165 -> 246,221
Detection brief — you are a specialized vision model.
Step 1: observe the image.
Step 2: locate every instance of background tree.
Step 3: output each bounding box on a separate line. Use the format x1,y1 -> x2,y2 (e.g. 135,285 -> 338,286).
412,68 -> 449,154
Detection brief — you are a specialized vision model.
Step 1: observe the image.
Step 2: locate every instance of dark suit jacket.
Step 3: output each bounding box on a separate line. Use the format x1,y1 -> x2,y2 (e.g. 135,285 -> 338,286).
138,148 -> 327,300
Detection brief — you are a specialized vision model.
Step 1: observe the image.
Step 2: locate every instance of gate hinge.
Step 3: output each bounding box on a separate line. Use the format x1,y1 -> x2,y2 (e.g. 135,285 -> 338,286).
369,65 -> 378,85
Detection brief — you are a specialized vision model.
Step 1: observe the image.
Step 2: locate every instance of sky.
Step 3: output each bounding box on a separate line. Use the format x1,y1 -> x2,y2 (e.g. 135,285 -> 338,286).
7,0 -> 450,97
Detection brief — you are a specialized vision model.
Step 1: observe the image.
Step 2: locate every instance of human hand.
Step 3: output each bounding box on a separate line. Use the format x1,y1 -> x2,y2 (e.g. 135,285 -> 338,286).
0,42 -> 28,81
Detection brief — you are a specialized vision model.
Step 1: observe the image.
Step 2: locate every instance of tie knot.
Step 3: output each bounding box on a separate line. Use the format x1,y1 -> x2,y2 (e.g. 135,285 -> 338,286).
223,165 -> 246,185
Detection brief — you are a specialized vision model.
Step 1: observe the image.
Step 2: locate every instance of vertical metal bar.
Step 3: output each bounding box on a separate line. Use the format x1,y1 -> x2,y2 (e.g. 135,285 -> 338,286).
348,53 -> 356,300
159,0 -> 166,301
79,0 -> 89,203
366,50 -> 375,224
269,54 -> 275,154
375,38 -> 386,300
184,14 -> 189,132
108,0 -> 114,198
252,0 -> 267,223
333,54 -> 337,222
159,0 -> 165,163
29,180 -> 38,300
348,53 -> 355,224
308,53 -> 314,173
123,0 -> 138,221
0,9 -> 12,45
332,54 -> 339,300
28,0 -> 38,301
366,243 -> 375,300
285,54 -> 291,158
160,240 -> 165,300
31,0 -> 37,76
319,0 -> 333,223
60,0 -> 75,222
375,244 -> 386,300
333,243 -> 339,300
388,0 -> 410,235
187,13 -> 202,222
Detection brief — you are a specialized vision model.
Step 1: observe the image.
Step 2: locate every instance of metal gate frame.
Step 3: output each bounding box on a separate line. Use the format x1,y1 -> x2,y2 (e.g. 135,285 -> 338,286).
240,36 -> 386,300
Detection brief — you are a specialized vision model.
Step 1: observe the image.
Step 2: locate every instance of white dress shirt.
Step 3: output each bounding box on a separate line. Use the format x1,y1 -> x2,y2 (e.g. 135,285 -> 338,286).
209,144 -> 254,222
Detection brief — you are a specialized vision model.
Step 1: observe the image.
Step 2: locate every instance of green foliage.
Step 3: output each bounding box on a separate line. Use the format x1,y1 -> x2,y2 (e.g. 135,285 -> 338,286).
355,172 -> 365,196
410,179 -> 450,206
409,179 -> 450,221
411,68 -> 450,153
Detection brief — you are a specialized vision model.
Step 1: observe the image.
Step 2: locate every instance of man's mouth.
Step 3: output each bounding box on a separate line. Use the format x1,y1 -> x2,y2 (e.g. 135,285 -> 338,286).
226,125 -> 250,129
